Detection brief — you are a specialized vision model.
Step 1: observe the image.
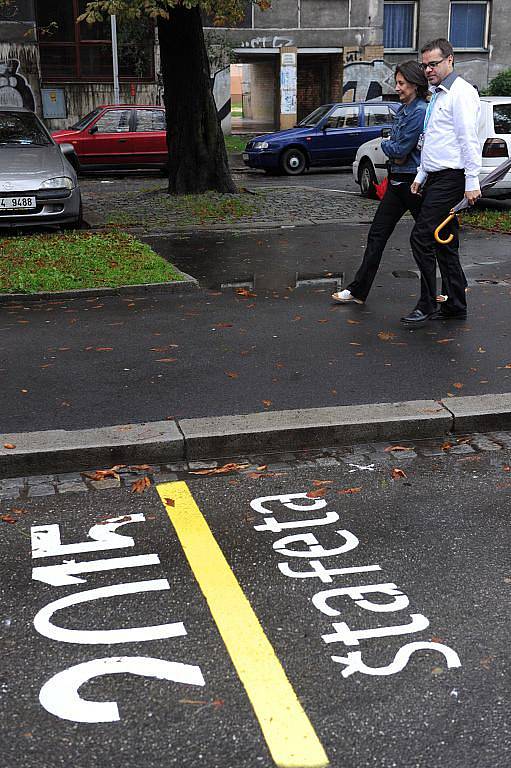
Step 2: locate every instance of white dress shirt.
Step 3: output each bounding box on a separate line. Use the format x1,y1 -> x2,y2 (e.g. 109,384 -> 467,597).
414,72 -> 482,192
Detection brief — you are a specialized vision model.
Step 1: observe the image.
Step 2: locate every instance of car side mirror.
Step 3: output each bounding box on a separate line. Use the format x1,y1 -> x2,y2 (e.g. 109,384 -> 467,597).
59,142 -> 76,157
88,125 -> 98,135
381,128 -> 391,139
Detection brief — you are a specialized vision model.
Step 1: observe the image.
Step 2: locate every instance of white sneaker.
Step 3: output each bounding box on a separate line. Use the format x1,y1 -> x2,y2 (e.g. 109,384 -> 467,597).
332,289 -> 364,304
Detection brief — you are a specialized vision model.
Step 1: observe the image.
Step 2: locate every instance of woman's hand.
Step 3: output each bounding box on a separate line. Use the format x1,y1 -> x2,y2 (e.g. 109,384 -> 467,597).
411,182 -> 422,195
393,157 -> 407,166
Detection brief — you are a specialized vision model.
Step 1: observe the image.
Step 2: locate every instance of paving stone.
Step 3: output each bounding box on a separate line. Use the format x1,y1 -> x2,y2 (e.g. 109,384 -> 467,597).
163,462 -> 188,472
0,488 -> 20,499
0,477 -> 26,489
470,435 -> 502,452
488,432 -> 511,448
418,445 -> 448,457
449,443 -> 475,455
390,450 -> 417,459
315,457 -> 340,467
55,472 -> 86,482
86,477 -> 121,490
27,484 -> 56,497
188,461 -> 219,470
26,474 -> 56,486
152,472 -> 178,484
340,454 -> 370,465
57,481 -> 88,494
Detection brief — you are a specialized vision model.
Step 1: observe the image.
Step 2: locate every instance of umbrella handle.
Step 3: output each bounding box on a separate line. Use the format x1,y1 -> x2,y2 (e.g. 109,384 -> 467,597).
434,212 -> 456,244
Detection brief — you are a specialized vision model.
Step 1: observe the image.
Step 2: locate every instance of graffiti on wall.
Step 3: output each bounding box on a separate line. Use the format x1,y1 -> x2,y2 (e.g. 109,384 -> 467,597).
0,58 -> 35,109
343,59 -> 395,102
240,36 -> 294,49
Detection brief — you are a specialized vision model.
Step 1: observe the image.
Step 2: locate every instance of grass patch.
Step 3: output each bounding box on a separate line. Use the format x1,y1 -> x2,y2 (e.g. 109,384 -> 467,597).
465,208 -> 511,233
224,135 -> 250,152
161,190 -> 259,224
0,231 -> 184,293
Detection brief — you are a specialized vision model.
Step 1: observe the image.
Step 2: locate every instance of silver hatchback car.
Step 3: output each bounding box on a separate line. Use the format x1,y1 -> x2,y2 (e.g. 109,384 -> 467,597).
0,107 -> 82,229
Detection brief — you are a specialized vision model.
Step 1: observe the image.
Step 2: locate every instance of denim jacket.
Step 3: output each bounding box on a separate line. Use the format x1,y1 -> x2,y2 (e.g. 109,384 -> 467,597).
381,97 -> 427,175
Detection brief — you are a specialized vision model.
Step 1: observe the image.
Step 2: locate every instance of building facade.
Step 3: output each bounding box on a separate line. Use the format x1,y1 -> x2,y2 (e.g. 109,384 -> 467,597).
0,1 -> 509,132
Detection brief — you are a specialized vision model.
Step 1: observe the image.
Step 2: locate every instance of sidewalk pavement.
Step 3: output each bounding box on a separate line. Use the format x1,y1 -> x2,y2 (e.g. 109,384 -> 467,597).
2,212 -> 511,477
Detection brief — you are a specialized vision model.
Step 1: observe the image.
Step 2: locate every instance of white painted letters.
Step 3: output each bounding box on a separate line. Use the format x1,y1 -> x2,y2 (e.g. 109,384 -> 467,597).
32,553 -> 161,587
273,529 -> 359,559
33,579 -> 186,644
39,656 -> 205,723
31,514 -> 146,558
322,613 -> 430,647
312,583 -> 409,616
250,492 -> 327,515
331,642 -> 462,677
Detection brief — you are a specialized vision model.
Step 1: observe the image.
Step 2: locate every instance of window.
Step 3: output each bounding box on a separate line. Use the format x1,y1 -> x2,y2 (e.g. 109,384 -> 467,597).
364,105 -> 396,127
325,106 -> 359,129
384,2 -> 417,50
36,0 -> 154,81
135,109 -> 166,132
449,2 -> 489,49
94,110 -> 131,133
493,104 -> 511,134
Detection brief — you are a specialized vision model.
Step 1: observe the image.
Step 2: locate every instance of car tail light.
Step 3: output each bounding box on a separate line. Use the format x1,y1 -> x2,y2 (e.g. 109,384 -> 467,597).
483,138 -> 509,158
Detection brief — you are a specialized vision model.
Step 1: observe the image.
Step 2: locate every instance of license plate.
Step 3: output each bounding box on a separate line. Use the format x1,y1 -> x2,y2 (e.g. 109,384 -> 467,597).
242,153 -> 249,160
0,196 -> 36,210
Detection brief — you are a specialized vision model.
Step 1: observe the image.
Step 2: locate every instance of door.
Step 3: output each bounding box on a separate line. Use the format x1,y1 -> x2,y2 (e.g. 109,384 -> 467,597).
132,108 -> 168,168
308,105 -> 362,166
76,108 -> 133,168
360,104 -> 396,145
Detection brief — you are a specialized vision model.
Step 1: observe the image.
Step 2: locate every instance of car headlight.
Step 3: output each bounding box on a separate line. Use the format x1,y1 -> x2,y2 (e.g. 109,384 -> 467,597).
253,141 -> 269,150
39,177 -> 75,190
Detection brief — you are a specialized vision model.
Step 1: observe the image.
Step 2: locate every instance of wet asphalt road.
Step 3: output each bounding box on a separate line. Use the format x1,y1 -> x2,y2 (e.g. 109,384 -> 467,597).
1,218 -> 510,433
1,447 -> 510,768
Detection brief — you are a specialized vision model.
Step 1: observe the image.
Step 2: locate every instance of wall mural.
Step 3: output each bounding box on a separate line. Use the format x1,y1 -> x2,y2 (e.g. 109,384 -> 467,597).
343,59 -> 395,102
0,58 -> 35,110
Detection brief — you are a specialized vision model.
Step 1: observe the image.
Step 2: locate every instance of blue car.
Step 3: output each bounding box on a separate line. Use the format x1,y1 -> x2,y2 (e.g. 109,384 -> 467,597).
242,101 -> 399,176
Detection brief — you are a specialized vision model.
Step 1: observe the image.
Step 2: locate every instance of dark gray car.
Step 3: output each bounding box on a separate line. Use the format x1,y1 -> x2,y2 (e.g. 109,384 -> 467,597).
0,107 -> 82,229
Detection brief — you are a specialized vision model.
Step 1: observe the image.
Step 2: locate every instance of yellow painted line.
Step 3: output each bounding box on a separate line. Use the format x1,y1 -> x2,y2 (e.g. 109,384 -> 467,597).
157,481 -> 329,768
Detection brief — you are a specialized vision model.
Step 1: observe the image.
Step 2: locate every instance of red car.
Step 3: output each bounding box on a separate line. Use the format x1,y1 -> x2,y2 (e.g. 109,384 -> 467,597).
52,105 -> 168,172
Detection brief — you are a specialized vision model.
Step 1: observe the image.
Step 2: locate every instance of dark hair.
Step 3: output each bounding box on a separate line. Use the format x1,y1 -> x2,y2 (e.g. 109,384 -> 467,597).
395,60 -> 430,101
421,38 -> 454,58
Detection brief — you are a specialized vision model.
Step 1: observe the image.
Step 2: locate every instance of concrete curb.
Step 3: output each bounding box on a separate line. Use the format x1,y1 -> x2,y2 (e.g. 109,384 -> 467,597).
1,393 -> 510,477
0,269 -> 199,304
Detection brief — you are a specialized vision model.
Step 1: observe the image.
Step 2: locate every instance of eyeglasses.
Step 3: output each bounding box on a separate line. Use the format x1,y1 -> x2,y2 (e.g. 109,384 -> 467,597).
420,57 -> 448,71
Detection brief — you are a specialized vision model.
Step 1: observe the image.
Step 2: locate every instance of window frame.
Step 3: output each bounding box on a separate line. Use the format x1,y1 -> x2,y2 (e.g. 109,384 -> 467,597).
448,1 -> 490,52
37,0 -> 155,83
383,1 -> 419,53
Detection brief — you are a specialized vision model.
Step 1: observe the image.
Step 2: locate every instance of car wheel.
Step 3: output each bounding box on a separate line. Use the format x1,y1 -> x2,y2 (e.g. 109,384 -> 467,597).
280,147 -> 306,176
359,159 -> 378,199
61,200 -> 83,231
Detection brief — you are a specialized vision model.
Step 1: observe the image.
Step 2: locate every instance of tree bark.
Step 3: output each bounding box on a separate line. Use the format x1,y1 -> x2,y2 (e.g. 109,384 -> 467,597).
157,7 -> 236,194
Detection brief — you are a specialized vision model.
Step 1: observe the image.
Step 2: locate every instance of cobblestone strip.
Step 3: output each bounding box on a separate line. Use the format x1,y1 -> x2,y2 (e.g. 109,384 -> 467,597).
0,432 -> 509,503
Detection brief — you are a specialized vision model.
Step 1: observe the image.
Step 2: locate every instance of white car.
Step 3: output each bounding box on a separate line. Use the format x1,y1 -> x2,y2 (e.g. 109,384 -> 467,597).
353,96 -> 511,199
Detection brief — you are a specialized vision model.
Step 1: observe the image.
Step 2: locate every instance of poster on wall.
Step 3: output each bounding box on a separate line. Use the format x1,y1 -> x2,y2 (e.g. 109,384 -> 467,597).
280,59 -> 297,115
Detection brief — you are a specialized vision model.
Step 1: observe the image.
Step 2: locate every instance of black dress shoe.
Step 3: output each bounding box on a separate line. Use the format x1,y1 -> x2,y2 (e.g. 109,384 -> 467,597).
430,309 -> 467,321
400,308 -> 435,324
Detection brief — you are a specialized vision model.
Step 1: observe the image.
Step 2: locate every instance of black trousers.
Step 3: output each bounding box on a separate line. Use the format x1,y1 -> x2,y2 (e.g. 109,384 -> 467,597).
410,169 -> 467,315
348,177 -> 422,301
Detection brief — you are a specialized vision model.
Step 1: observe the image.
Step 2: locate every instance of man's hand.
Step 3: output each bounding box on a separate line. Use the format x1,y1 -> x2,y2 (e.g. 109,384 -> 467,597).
465,189 -> 482,206
411,182 -> 422,195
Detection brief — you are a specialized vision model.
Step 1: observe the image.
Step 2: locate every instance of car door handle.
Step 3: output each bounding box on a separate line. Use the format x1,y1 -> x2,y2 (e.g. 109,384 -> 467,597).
118,138 -> 128,143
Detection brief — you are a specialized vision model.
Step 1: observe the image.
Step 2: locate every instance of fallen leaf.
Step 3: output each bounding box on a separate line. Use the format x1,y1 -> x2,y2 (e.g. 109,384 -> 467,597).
262,400 -> 272,408
436,338 -> 454,344
95,347 -> 113,352
155,358 -> 177,363
480,656 -> 495,670
164,497 -> 175,507
505,364 -> 511,369
441,442 -> 453,451
189,462 -> 249,476
503,465 -> 511,472
216,322 -> 233,328
292,315 -> 302,321
131,476 -> 151,493
306,487 -> 327,498
225,371 -> 239,379
82,468 -> 120,481
257,465 -> 268,471
129,464 -> 152,471
384,445 -> 409,452
453,382 -> 464,389
236,288 -> 256,298
337,487 -> 362,495
312,480 -> 333,487
377,331 -> 396,341
391,468 -> 407,479
477,346 -> 486,353
347,319 -> 360,325
317,319 -> 329,324
0,515 -> 16,524
3,443 -> 16,449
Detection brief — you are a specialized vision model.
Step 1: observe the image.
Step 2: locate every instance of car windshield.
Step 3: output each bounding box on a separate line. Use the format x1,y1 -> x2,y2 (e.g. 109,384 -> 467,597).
70,108 -> 103,131
0,111 -> 51,146
297,105 -> 333,127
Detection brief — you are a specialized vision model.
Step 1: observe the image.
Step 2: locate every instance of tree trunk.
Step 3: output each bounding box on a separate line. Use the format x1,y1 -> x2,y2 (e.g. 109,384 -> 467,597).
157,7 -> 236,194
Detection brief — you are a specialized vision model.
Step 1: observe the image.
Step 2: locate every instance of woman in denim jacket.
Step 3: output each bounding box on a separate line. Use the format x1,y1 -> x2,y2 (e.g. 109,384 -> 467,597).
332,61 -> 429,304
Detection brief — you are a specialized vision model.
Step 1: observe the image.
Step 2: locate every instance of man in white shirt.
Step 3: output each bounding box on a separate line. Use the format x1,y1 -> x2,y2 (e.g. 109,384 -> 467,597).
402,38 -> 482,324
